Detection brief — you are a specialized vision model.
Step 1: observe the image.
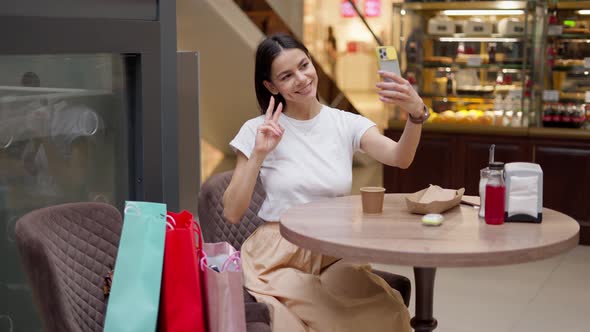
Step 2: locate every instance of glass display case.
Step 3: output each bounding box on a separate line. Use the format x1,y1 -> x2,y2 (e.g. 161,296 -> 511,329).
541,0 -> 590,129
0,53 -> 136,331
391,1 -> 542,127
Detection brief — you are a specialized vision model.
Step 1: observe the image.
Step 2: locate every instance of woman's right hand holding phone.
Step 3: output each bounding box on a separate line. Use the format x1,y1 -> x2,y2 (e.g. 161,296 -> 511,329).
254,96 -> 285,157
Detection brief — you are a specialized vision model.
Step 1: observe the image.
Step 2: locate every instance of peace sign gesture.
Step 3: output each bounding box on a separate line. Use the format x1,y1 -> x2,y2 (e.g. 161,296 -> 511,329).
254,96 -> 285,157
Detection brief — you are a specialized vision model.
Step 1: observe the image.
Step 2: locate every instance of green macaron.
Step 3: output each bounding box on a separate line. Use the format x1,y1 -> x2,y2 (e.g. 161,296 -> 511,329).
422,213 -> 444,226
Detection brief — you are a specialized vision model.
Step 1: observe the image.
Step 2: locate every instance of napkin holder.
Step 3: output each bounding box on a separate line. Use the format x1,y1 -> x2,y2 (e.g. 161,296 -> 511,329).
504,162 -> 543,223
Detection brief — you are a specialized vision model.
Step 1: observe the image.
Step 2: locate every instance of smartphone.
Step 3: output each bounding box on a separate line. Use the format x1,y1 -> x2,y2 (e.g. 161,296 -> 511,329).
376,46 -> 401,82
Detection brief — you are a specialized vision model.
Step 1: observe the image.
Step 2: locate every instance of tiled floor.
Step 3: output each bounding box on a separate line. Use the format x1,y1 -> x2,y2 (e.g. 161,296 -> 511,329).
373,245 -> 590,332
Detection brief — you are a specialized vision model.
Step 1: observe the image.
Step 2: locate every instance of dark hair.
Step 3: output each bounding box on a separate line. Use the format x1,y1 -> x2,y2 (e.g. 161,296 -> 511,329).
254,33 -> 311,115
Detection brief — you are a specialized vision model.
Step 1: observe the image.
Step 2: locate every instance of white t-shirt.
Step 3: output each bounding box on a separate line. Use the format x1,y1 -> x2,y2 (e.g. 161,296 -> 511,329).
229,105 -> 376,221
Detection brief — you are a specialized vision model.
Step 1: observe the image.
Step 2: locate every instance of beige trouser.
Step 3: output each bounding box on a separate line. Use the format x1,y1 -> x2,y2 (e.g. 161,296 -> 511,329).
241,223 -> 411,332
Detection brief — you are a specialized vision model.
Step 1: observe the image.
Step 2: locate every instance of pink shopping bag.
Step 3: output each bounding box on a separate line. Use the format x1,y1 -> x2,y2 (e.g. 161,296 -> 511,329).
200,242 -> 247,332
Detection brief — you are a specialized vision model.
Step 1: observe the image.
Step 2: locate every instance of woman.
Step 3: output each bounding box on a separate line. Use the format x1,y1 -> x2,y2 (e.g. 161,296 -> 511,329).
223,34 -> 427,332
325,25 -> 338,79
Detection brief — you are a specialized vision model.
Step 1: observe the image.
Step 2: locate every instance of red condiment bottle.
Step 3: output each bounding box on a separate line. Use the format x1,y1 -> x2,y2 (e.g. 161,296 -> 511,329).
485,162 -> 505,225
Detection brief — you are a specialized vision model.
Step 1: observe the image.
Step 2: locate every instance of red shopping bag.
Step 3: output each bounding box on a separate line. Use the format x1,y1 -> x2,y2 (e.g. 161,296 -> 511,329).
158,210 -> 206,332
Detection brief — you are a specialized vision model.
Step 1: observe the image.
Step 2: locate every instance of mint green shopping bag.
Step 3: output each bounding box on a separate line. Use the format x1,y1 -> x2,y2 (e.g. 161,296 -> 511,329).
103,201 -> 167,332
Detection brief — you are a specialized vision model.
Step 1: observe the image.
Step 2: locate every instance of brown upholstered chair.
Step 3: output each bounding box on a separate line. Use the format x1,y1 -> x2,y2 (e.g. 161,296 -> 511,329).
15,201 -> 271,332
197,171 -> 412,328
14,202 -> 121,332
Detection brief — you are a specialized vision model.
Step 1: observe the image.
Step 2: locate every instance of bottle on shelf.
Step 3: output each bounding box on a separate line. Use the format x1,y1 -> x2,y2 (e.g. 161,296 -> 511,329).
488,43 -> 497,64
562,103 -> 573,125
546,43 -> 556,68
446,73 -> 455,96
495,70 -> 504,86
407,41 -> 418,64
457,42 -> 465,57
573,104 -> 586,128
554,103 -> 565,125
548,8 -> 559,25
543,102 -> 555,127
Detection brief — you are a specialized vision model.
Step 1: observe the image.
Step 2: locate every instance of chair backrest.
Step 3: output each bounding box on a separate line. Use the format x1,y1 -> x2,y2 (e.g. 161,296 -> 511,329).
14,202 -> 122,332
197,170 -> 266,250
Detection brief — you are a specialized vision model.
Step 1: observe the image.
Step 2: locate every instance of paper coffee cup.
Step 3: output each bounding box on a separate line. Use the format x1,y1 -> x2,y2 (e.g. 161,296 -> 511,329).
360,187 -> 385,214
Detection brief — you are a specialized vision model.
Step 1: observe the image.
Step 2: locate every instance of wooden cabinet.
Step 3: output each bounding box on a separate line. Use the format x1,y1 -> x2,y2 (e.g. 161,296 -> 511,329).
384,129 -> 590,244
532,140 -> 590,244
383,131 -> 456,193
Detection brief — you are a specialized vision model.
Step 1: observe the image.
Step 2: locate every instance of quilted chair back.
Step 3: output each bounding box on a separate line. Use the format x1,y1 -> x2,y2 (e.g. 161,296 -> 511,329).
198,170 -> 266,250
15,202 -> 122,332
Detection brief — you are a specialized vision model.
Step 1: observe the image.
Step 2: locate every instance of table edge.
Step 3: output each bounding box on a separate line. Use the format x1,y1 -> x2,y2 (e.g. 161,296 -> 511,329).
279,222 -> 580,268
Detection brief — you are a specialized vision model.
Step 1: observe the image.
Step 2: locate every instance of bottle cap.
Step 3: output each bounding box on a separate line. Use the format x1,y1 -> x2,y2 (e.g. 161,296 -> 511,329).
489,161 -> 504,170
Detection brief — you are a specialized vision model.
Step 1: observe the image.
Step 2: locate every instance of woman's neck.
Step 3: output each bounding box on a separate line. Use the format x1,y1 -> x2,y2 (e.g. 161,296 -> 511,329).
283,99 -> 322,120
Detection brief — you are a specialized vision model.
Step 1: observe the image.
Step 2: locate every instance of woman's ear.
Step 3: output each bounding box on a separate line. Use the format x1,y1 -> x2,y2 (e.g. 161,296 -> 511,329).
263,80 -> 279,95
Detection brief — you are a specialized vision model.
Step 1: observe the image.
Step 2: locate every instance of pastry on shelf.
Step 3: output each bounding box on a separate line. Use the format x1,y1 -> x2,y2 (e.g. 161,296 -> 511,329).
424,56 -> 453,64
562,28 -> 590,34
560,92 -> 586,101
555,59 -> 585,67
494,85 -> 519,93
457,85 -> 494,95
456,54 -> 488,65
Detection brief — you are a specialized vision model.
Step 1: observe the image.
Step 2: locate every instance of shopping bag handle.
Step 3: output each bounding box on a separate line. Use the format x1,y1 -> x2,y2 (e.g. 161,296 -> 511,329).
199,253 -> 208,272
221,251 -> 241,272
192,219 -> 203,250
199,251 -> 241,272
124,203 -> 141,216
165,215 -> 176,230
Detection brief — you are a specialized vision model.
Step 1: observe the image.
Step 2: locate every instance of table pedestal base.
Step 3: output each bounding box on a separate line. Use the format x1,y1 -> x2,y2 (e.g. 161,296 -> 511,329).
410,267 -> 437,332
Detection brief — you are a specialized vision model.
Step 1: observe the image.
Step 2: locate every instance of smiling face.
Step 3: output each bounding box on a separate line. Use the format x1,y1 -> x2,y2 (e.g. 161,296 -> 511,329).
263,48 -> 318,107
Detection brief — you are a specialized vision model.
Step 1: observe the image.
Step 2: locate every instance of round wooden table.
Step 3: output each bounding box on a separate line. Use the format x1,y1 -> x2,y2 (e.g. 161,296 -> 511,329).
279,194 -> 580,332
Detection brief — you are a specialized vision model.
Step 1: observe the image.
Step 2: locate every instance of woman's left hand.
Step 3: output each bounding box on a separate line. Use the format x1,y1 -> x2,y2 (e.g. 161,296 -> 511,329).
376,71 -> 424,118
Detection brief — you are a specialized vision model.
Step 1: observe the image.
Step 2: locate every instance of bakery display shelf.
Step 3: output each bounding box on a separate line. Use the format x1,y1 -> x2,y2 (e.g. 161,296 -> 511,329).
421,62 -> 530,71
551,65 -> 590,72
424,34 -> 528,43
556,1 -> 590,10
553,34 -> 590,41
398,1 -> 530,11
556,97 -> 588,103
423,94 -> 497,101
